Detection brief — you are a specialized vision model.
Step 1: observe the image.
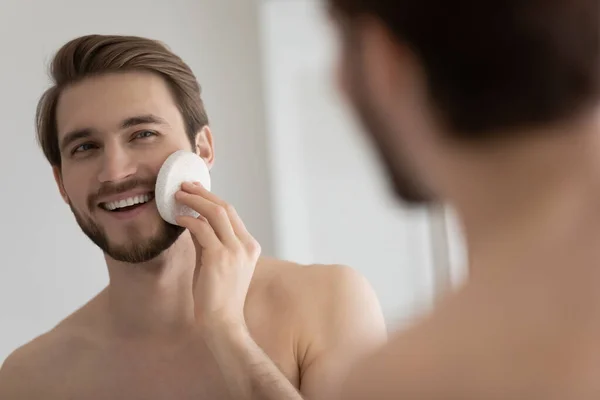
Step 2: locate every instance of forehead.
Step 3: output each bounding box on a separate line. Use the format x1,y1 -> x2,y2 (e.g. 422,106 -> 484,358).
55,71 -> 184,138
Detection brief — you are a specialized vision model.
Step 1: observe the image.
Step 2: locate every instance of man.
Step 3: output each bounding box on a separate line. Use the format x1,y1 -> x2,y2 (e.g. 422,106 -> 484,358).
0,34 -> 386,399
327,0 -> 600,398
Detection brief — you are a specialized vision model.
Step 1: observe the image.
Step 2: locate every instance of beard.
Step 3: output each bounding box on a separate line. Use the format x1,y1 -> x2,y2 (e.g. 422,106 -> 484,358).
69,202 -> 185,263
67,177 -> 186,264
341,30 -> 434,205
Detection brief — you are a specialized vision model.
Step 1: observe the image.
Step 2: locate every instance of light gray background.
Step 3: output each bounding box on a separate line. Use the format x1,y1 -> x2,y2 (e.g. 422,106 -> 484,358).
0,0 -> 466,362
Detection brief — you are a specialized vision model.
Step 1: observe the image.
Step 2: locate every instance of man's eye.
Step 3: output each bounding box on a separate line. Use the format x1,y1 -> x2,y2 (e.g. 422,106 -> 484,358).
135,130 -> 156,139
73,143 -> 96,153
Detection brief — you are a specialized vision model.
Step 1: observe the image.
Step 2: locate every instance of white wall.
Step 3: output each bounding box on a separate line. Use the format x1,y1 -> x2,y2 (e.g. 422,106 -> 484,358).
0,0 -> 275,362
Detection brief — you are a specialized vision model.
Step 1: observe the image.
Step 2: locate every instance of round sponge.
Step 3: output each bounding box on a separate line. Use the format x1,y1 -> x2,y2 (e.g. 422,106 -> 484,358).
155,150 -> 212,226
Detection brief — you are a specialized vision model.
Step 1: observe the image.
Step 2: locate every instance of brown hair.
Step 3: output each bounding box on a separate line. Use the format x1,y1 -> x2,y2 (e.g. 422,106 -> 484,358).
36,34 -> 209,167
328,0 -> 600,139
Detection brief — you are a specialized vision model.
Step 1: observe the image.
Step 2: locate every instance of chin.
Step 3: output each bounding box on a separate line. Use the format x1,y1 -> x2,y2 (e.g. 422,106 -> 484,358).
104,234 -> 179,264
80,218 -> 185,265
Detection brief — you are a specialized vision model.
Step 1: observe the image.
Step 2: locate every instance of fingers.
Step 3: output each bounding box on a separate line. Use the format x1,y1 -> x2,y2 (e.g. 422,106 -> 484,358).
180,182 -> 250,239
175,182 -> 261,259
175,188 -> 236,244
176,215 -> 221,249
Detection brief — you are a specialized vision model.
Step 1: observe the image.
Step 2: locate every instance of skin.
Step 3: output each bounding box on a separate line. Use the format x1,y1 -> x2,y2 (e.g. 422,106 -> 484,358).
332,15 -> 600,400
0,71 -> 387,400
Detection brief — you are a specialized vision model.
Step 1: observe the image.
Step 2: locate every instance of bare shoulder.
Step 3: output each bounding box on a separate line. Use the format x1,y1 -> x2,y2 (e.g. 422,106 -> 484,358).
251,257 -> 385,335
0,333 -> 52,396
250,258 -> 387,397
252,257 -> 376,306
0,327 -> 82,398
0,297 -> 104,399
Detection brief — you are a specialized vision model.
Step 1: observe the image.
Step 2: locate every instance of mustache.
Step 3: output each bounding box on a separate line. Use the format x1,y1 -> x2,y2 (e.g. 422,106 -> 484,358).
87,177 -> 156,209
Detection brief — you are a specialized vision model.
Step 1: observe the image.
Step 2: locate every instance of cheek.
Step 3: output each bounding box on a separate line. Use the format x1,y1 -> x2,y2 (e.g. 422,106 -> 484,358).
150,140 -> 196,174
150,151 -> 172,176
61,170 -> 89,205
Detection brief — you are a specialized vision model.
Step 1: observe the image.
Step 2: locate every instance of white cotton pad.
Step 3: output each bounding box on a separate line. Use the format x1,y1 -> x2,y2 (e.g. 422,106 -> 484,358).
155,150 -> 211,226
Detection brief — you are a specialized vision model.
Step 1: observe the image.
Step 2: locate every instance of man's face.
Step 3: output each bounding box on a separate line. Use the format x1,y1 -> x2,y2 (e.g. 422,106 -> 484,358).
54,71 -> 207,263
335,22 -> 435,205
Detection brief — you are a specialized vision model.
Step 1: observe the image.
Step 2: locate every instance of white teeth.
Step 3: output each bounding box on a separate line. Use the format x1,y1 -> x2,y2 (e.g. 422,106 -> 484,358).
103,193 -> 153,211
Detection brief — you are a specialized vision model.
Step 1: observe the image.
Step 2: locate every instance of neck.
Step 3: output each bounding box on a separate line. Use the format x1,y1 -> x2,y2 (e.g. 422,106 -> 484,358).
451,111 -> 600,284
104,231 -> 197,339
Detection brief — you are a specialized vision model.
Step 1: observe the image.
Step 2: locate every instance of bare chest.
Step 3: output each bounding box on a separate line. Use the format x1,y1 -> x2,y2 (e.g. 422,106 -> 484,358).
70,357 -> 229,400
47,339 -> 299,400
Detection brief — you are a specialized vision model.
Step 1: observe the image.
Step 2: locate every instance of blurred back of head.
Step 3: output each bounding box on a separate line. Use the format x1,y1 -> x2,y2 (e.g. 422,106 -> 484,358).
328,0 -> 600,139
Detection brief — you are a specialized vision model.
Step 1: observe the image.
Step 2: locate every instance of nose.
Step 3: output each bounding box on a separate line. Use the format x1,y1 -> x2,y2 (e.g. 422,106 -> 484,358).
97,145 -> 137,183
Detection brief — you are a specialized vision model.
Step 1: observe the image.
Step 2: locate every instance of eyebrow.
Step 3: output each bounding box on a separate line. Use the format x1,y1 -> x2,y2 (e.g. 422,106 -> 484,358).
59,114 -> 169,153
120,114 -> 169,129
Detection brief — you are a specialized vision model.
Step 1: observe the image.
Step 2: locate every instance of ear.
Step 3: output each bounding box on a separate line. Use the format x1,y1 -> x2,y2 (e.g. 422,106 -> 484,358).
52,166 -> 69,204
360,18 -> 414,109
193,125 -> 215,169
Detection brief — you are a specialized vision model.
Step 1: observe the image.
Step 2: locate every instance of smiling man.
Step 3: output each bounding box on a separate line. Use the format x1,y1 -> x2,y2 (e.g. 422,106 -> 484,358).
0,34 -> 386,400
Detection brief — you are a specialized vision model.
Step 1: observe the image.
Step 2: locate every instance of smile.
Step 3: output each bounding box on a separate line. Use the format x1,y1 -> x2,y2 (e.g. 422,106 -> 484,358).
100,193 -> 155,212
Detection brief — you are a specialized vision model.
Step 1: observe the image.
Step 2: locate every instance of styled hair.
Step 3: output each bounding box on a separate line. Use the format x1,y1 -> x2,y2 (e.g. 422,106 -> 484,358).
36,34 -> 209,167
329,0 -> 600,138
